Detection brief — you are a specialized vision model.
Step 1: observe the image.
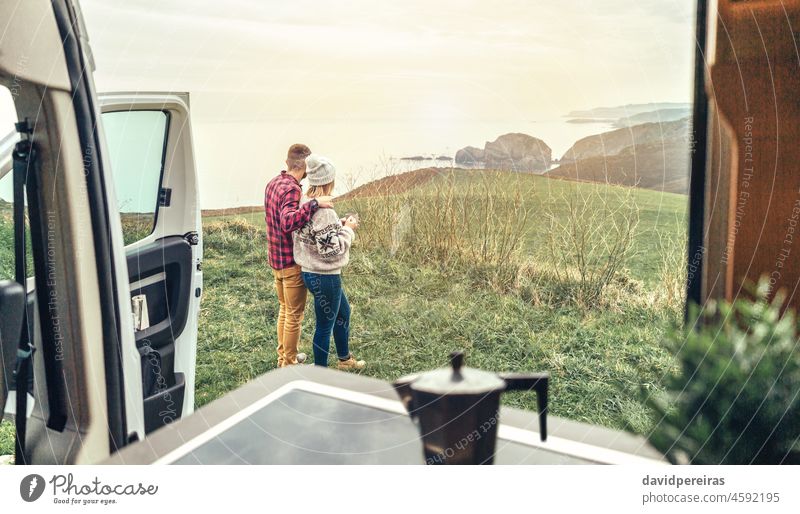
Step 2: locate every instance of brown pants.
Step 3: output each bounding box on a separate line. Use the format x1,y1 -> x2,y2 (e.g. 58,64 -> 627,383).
273,264 -> 307,366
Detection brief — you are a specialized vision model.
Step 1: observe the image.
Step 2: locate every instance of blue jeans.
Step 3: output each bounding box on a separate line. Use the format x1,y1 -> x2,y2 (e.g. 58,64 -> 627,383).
301,272 -> 351,366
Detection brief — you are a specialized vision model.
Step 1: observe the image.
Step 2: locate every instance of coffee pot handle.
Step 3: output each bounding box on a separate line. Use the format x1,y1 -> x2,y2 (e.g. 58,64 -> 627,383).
392,374 -> 420,416
499,373 -> 549,442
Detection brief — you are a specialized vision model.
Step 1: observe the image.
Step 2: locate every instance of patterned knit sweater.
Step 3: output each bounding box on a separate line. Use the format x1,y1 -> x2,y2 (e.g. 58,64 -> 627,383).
292,196 -> 355,274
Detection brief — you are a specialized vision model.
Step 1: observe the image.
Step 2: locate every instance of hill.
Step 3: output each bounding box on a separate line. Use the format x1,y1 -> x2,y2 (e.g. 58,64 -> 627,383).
559,118 -> 689,163
614,108 -> 691,128
454,133 -> 551,173
548,140 -> 690,194
551,118 -> 691,194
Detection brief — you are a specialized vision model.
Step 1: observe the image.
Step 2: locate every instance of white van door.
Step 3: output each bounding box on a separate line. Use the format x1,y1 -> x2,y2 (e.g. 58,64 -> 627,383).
98,92 -> 202,436
0,1 -> 201,462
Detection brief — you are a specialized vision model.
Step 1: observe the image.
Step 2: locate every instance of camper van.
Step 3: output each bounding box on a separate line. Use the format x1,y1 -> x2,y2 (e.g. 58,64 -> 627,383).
0,0 -> 798,465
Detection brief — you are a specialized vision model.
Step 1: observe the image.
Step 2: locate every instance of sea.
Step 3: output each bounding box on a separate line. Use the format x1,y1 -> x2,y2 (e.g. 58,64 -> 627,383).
193,118 -> 615,208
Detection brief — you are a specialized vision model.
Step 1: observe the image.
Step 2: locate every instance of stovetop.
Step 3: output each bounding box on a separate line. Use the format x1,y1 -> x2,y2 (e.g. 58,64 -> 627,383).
106,367 -> 665,465
170,388 -> 589,465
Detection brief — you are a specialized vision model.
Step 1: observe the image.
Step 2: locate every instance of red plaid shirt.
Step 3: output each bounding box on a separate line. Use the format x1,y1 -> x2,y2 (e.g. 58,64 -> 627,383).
264,171 -> 318,269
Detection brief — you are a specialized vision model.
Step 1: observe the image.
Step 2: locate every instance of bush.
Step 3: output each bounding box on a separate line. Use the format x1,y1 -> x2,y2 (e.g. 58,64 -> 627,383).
347,170 -> 530,286
646,281 -> 800,464
543,183 -> 639,307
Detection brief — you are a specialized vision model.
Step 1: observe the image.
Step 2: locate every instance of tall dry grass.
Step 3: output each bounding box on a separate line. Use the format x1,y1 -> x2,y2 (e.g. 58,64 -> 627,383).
350,169 -> 530,291
341,168 -> 685,311
654,223 -> 688,311
542,182 -> 640,307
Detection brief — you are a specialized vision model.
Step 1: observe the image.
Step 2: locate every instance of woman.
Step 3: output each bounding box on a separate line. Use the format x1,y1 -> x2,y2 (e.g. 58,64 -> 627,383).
293,154 -> 366,370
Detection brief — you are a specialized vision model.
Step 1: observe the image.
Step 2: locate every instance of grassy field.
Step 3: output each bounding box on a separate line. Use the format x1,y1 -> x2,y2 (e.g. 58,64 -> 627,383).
198,169 -> 687,432
1,168 -> 688,458
207,169 -> 687,286
196,225 -> 679,431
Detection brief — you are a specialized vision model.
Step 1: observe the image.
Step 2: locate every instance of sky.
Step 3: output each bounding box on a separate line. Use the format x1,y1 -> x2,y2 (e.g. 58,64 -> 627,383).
3,1 -> 697,208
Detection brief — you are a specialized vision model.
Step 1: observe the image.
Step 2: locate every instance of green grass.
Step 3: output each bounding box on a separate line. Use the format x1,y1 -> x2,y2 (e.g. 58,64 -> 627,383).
197,170 -> 686,433
195,219 -> 679,432
0,212 -> 12,280
1,170 -> 687,459
1,208 -> 27,459
0,421 -> 12,456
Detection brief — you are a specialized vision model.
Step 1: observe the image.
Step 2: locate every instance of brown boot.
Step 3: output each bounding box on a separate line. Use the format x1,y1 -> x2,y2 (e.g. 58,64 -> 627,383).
337,354 -> 365,370
281,352 -> 307,367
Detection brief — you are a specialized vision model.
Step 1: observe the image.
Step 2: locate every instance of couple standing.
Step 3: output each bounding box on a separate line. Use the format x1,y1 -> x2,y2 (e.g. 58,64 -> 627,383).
264,143 -> 366,370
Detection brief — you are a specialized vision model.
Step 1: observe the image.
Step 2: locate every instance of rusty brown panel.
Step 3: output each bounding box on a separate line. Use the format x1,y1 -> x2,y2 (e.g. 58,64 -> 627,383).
717,0 -> 800,61
708,1 -> 800,308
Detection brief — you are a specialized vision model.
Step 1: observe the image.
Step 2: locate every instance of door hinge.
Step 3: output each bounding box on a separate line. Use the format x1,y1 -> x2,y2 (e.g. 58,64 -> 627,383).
183,231 -> 200,246
158,187 -> 172,207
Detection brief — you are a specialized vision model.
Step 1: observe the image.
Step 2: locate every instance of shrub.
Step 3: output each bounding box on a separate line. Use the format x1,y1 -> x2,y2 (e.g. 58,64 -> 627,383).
646,281 -> 800,464
543,183 -> 639,307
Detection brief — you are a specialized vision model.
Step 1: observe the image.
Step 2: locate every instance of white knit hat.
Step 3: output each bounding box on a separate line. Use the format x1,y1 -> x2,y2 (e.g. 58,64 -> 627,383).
305,154 -> 336,186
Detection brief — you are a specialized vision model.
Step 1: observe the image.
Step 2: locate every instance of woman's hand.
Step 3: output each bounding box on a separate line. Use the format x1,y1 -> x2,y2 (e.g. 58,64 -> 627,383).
343,216 -> 359,230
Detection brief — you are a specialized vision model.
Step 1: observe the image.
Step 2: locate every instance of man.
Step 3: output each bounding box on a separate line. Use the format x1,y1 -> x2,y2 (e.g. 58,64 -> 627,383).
264,144 -> 334,367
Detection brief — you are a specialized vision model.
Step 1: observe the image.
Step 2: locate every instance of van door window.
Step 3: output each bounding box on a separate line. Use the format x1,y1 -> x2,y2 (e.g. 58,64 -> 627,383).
102,110 -> 169,245
1,85 -> 22,281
